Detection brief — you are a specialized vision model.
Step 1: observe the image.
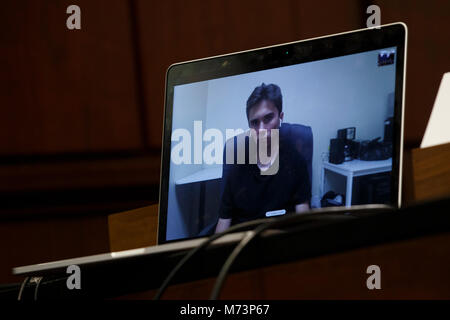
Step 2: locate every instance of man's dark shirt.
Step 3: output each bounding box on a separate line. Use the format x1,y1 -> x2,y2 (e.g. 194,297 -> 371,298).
219,123 -> 311,225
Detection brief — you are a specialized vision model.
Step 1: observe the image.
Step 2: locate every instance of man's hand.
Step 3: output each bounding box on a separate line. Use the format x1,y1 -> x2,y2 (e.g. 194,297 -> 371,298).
215,218 -> 232,233
295,202 -> 310,213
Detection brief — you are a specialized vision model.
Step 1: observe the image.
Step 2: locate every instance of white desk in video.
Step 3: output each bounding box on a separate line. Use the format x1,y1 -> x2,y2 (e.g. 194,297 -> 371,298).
321,158 -> 392,207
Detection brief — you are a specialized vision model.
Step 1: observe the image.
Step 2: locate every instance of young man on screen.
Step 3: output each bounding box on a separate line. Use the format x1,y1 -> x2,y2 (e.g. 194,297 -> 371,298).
215,83 -> 311,233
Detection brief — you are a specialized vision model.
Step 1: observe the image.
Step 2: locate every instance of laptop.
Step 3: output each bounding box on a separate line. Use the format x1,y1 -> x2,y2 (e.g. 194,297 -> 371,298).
13,22 -> 407,276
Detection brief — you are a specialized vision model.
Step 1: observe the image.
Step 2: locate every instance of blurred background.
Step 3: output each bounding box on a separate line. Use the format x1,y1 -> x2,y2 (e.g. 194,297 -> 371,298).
0,0 -> 449,284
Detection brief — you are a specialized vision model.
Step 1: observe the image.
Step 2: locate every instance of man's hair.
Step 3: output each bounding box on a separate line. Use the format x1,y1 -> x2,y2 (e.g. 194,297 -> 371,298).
246,83 -> 282,119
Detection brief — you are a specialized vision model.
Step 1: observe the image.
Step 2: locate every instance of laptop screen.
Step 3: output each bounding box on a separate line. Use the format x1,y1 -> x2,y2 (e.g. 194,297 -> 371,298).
160,23 -> 406,243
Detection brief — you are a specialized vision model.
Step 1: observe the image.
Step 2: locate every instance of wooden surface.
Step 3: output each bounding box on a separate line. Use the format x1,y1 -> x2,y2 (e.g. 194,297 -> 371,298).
108,204 -> 159,252
0,0 -> 143,154
410,143 -> 450,202
118,232 -> 450,300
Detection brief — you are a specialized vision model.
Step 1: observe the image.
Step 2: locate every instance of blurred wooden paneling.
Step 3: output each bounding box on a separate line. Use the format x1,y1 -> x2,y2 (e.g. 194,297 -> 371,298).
374,0 -> 450,148
134,0 -> 364,147
0,0 -> 143,155
0,213 -> 110,285
0,153 -> 160,193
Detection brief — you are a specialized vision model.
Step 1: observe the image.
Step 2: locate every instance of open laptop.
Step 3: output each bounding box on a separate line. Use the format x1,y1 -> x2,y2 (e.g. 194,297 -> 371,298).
13,22 -> 407,276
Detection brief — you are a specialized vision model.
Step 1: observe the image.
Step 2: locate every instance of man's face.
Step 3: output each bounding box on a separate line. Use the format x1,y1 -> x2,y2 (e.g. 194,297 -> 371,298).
248,100 -> 284,141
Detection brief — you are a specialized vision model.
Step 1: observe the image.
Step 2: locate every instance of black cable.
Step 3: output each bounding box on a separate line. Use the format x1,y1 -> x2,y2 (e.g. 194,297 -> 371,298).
33,277 -> 43,301
17,277 -> 29,301
209,218 -> 321,300
209,204 -> 393,300
156,204 -> 391,300
153,217 -> 275,300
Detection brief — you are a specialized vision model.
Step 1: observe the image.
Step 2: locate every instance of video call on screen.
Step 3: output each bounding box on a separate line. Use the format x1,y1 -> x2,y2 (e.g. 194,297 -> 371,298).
167,47 -> 397,241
